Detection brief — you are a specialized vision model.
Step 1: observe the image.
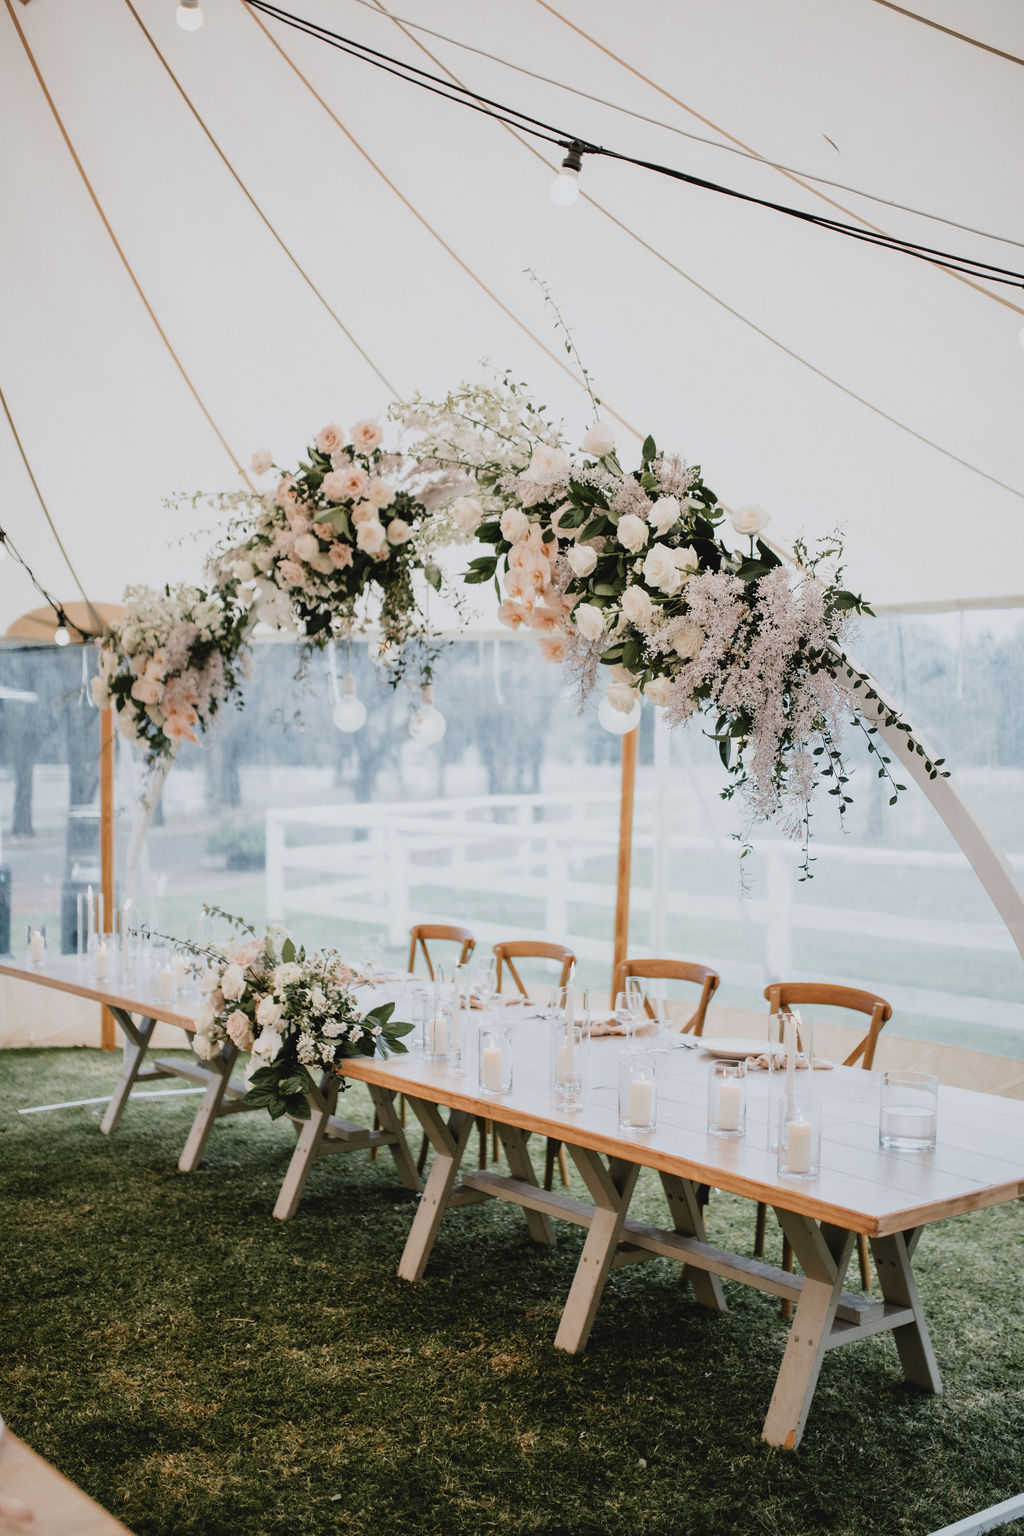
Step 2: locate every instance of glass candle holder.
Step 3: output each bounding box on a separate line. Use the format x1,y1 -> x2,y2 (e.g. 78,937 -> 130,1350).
26,924 -> 46,965
426,970 -> 459,1068
94,936 -> 113,983
879,1070 -> 938,1152
478,1023 -> 512,1096
551,1006 -> 588,1112
618,1052 -> 657,1134
707,1059 -> 746,1138
777,1097 -> 821,1179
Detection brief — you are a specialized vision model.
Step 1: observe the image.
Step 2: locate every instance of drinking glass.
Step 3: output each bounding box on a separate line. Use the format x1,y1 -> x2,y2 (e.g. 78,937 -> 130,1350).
879,1070 -> 938,1152
551,992 -> 588,1111
618,1052 -> 657,1134
614,989 -> 644,1050
707,1060 -> 746,1138
473,959 -> 498,1009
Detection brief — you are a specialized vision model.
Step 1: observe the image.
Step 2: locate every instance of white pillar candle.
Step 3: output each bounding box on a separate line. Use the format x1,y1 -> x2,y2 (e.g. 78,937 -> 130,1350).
157,965 -> 175,1001
628,1078 -> 653,1125
718,1078 -> 742,1131
95,944 -> 110,981
482,1045 -> 504,1092
429,1014 -> 447,1055
787,1119 -> 813,1174
29,930 -> 45,963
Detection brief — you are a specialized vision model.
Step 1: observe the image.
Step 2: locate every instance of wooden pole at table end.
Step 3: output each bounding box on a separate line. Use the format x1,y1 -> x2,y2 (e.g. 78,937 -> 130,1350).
100,706 -> 116,1051
611,726 -> 639,1001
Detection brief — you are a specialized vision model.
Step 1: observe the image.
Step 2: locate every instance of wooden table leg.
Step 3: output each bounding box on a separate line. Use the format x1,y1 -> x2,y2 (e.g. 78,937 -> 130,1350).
398,1102 -> 474,1283
554,1148 -> 640,1354
494,1124 -> 556,1247
659,1172 -> 728,1313
272,1075 -> 340,1221
366,1083 -> 421,1193
177,1043 -> 240,1173
761,1213 -> 856,1449
100,1012 -> 168,1135
870,1227 -> 942,1395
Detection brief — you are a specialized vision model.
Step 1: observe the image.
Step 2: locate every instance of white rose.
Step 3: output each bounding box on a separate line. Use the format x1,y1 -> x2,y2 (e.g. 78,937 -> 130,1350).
642,543 -> 685,595
256,996 -> 283,1027
500,507 -> 530,544
250,449 -> 273,476
649,496 -> 680,538
356,519 -> 388,556
252,548 -> 275,574
605,680 -> 638,716
567,544 -> 598,579
386,518 -> 412,545
90,676 -> 111,709
616,513 -> 649,553
645,676 -> 674,707
673,620 -> 705,660
221,963 -> 245,1001
251,1026 -> 284,1065
674,545 -> 699,576
549,504 -> 578,541
350,418 -> 383,452
230,558 -> 256,582
367,478 -> 395,509
451,496 -> 483,534
199,967 -> 221,996
729,503 -> 770,536
195,1000 -> 216,1034
580,421 -> 615,458
620,585 -> 653,629
350,501 -> 376,527
226,1010 -> 254,1051
573,603 -> 605,642
193,1033 -> 218,1061
273,962 -> 303,990
292,533 -> 320,562
527,444 -> 571,484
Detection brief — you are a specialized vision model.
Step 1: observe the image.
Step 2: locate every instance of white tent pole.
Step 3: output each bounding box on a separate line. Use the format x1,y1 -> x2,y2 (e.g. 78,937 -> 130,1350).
839,657 -> 1024,962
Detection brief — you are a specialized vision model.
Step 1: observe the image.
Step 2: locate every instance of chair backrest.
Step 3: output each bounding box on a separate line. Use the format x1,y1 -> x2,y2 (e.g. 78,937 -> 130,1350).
492,941 -> 576,997
612,957 -> 720,1037
764,982 -> 892,1070
408,924 -> 475,980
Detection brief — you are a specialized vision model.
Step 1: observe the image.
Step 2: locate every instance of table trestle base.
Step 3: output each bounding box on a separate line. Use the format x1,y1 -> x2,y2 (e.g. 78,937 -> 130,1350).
272,1077 -> 421,1221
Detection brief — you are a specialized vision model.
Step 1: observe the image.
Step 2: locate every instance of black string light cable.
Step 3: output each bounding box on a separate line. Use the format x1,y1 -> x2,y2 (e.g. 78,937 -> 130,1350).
245,0 -> 1024,291
0,525 -> 85,645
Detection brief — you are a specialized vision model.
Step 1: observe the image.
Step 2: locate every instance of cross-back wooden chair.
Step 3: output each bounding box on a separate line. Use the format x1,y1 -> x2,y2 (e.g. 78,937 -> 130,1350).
757,982 -> 893,1304
611,957 -> 720,1037
491,941 -> 576,1190
408,923 -> 475,980
493,941 -> 576,997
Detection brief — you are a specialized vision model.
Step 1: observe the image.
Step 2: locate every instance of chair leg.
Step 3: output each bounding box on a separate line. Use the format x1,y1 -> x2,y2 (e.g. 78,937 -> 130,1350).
416,1132 -> 429,1176
370,1111 -> 381,1162
558,1145 -> 570,1188
754,1200 -> 767,1256
858,1231 -> 872,1290
476,1116 -> 488,1170
544,1137 -> 566,1192
781,1233 -> 794,1320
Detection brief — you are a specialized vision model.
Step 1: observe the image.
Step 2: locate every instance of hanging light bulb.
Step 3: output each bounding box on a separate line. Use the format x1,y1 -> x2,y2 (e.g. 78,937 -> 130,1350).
332,672 -> 367,733
598,691 -> 641,735
54,611 -> 71,647
550,144 -> 583,207
409,684 -> 446,746
176,0 -> 203,31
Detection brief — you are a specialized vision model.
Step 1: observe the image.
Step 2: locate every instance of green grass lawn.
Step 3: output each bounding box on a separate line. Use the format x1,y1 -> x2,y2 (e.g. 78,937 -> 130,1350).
2,1049 -> 1024,1536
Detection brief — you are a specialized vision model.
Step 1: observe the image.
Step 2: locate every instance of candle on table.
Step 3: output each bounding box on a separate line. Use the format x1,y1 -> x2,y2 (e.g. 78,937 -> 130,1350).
787,1118 -> 813,1174
157,965 -> 174,1001
482,1045 -> 504,1092
29,929 -> 45,964
429,1014 -> 447,1055
95,943 -> 110,981
718,1078 -> 742,1131
628,1077 -> 653,1125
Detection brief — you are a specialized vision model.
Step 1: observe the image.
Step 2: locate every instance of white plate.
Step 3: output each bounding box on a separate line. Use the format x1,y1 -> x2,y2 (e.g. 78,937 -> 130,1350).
699,1036 -> 767,1060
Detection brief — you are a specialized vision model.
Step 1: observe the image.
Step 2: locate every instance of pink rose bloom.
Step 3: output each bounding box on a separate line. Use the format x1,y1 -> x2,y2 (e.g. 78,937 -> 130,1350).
232,939 -> 263,965
251,449 -> 274,476
368,478 -> 395,509
329,544 -> 354,569
279,559 -> 305,586
293,532 -> 320,562
273,529 -> 296,556
275,477 -> 297,513
497,600 -> 528,630
313,522 -> 336,540
350,418 -> 383,453
315,424 -> 346,456
538,635 -> 567,664
225,1010 -> 254,1051
386,518 -> 412,545
351,501 -> 376,527
285,507 -> 311,533
323,467 -> 366,502
356,520 -> 388,556
210,988 -> 225,1012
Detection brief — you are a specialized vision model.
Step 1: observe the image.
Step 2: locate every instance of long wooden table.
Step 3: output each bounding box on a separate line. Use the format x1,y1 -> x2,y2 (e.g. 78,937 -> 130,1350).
0,1425 -> 135,1535
0,955 -> 420,1211
337,1018 -> 1024,1449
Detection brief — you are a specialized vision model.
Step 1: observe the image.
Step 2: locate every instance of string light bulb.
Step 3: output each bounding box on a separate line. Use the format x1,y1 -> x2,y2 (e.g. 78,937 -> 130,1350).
54,612 -> 71,647
598,691 -> 641,735
332,672 -> 367,733
409,684 -> 446,746
176,0 -> 203,31
550,144 -> 583,207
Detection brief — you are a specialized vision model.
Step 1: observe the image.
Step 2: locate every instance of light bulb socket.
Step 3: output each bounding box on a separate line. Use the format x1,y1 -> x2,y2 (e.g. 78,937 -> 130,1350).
343,672 -> 358,697
420,684 -> 434,705
560,145 -> 584,176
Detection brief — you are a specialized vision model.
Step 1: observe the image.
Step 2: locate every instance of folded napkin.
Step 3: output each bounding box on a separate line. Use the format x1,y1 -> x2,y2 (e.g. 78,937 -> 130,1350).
744,1052 -> 834,1071
468,995 -> 525,1010
589,1016 -> 660,1038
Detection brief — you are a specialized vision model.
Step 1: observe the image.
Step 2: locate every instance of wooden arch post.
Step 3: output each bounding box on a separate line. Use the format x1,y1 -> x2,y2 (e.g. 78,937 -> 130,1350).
100,705 -> 116,1049
611,725 -> 639,999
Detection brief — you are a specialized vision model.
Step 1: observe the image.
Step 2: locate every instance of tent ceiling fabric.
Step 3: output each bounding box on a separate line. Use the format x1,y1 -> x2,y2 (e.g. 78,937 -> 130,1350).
1,0 -> 1022,630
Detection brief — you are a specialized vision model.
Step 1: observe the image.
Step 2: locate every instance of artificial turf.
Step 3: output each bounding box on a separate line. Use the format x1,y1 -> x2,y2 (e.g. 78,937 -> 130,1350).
1,1048 -> 1023,1536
